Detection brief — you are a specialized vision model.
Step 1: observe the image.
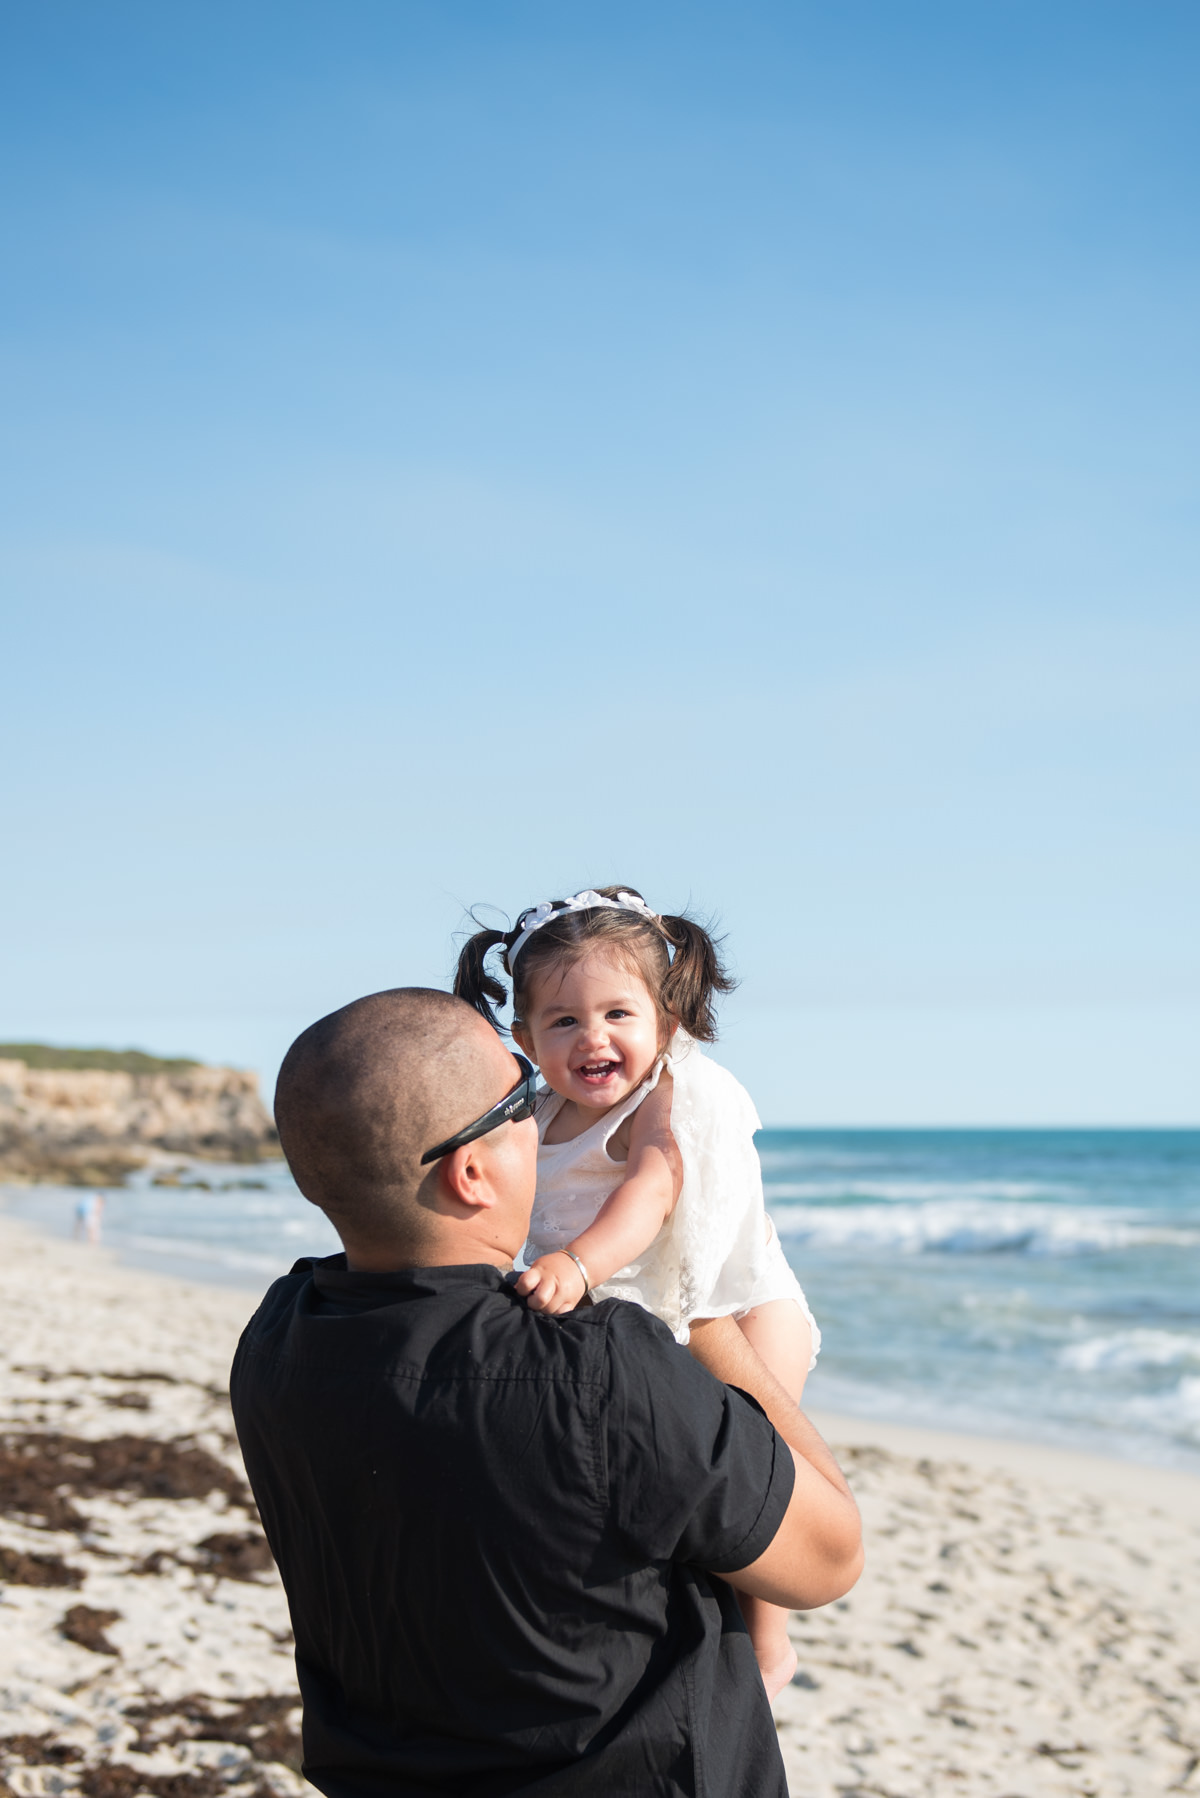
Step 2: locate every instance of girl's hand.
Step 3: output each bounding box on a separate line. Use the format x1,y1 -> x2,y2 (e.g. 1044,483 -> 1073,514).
515,1252 -> 588,1314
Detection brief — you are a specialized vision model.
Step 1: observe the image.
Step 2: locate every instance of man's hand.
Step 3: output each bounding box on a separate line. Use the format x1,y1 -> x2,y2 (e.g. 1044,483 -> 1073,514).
515,1252 -> 588,1314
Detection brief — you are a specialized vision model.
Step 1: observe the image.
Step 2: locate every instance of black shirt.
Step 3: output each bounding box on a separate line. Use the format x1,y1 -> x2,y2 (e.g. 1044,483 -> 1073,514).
231,1256 -> 794,1798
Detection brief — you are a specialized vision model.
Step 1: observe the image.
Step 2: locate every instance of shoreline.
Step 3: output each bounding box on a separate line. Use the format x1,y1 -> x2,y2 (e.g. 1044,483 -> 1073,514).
808,1407 -> 1200,1520
6,1197 -> 1200,1484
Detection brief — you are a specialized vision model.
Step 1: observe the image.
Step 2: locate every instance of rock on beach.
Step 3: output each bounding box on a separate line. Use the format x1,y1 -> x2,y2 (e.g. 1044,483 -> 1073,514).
0,1059 -> 279,1185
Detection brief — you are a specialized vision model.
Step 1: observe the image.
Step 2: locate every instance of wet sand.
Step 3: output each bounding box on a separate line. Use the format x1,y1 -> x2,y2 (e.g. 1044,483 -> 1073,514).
1,1215 -> 1197,1798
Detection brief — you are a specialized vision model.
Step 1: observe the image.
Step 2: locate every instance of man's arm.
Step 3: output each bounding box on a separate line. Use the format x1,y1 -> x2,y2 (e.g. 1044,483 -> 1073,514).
687,1315 -> 864,1610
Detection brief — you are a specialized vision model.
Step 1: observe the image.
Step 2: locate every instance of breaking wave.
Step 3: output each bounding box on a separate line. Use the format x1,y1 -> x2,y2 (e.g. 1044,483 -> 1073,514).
1059,1329 -> 1200,1374
1121,1376 -> 1200,1447
762,1177 -> 1059,1203
768,1197 -> 1200,1256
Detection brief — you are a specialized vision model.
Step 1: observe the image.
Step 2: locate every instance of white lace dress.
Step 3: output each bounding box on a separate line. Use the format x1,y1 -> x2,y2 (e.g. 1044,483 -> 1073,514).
526,1030 -> 820,1353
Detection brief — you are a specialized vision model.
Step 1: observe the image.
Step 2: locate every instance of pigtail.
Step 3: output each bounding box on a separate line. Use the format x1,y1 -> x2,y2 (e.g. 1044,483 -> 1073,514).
453,926 -> 512,1032
659,914 -> 737,1043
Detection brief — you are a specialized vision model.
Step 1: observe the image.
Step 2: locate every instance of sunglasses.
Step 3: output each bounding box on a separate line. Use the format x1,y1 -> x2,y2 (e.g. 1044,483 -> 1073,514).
419,1054 -> 538,1165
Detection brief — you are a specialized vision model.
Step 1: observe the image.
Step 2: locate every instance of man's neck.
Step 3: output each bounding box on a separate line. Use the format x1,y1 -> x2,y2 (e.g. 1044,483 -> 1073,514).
342,1241 -> 516,1276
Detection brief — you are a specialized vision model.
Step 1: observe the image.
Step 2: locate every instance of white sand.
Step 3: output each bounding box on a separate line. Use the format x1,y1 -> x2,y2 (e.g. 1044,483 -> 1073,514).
0,1218 -> 298,1798
2,1215 -> 1197,1798
776,1420 -> 1200,1795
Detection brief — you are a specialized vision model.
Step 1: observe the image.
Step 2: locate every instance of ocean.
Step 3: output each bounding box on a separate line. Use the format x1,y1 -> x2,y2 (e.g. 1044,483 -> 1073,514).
762,1129 -> 1200,1473
5,1128 -> 1199,1473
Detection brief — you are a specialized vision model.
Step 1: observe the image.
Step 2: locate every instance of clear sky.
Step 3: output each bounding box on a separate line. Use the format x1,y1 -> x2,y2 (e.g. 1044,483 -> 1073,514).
3,2 -> 1197,1123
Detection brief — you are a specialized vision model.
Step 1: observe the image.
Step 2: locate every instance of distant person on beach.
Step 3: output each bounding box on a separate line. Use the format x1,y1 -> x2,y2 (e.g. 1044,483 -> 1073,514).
73,1192 -> 104,1244
231,988 -> 862,1798
455,886 -> 818,1696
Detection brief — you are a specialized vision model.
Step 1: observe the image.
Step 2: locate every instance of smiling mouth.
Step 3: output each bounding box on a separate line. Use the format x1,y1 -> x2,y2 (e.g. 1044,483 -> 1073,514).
577,1060 -> 621,1082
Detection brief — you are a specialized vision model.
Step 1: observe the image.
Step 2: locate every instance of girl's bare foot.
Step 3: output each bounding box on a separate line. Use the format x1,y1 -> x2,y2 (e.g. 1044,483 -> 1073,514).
755,1635 -> 798,1702
737,1591 -> 798,1700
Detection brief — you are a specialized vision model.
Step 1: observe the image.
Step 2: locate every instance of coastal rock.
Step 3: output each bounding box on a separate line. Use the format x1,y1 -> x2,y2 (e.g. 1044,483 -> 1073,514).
0,1061 -> 279,1184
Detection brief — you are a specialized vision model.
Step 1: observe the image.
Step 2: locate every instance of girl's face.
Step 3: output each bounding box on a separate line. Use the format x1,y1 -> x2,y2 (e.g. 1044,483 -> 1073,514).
513,948 -> 670,1115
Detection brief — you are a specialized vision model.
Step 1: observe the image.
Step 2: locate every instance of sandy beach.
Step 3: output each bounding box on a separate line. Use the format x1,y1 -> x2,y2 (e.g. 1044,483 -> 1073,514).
1,1216 -> 1197,1798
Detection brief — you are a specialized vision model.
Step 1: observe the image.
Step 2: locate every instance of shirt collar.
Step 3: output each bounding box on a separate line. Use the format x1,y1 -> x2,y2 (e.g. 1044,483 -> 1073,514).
299,1253 -> 516,1304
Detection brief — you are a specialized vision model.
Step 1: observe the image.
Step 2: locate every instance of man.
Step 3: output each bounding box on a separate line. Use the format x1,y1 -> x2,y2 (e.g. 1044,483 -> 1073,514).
232,989 -> 862,1797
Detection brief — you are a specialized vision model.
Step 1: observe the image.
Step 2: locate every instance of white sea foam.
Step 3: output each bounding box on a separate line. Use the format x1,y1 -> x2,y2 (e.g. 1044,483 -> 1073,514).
121,1231 -> 331,1276
1059,1329 -> 1200,1374
768,1198 -> 1200,1256
763,1178 -> 1056,1203
1123,1375 -> 1200,1445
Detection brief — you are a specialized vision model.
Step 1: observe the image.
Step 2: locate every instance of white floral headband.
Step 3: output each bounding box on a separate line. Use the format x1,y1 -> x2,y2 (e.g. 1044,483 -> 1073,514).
507,889 -> 661,968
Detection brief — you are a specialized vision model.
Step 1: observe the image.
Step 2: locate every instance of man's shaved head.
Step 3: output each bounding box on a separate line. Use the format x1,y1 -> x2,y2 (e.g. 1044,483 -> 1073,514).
275,988 -> 522,1253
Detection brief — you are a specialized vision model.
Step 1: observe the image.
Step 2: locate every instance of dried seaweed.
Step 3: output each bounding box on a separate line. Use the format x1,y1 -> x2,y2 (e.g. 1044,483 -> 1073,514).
0,1735 -> 84,1766
0,1543 -> 84,1586
80,1767 -> 228,1798
131,1532 -> 273,1582
193,1533 -> 275,1581
128,1695 -> 302,1771
0,1432 -> 250,1530
61,1604 -> 121,1654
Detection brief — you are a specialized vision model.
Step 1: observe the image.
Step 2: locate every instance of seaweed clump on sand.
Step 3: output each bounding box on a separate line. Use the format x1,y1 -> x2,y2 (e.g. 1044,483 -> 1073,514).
0,1696 -> 303,1798
192,1532 -> 276,1580
0,1736 -> 84,1766
128,1694 -> 303,1770
60,1605 -> 121,1654
0,1542 -> 83,1586
0,1432 -> 252,1531
0,1744 -> 246,1798
134,1532 -> 276,1583
78,1770 -> 271,1798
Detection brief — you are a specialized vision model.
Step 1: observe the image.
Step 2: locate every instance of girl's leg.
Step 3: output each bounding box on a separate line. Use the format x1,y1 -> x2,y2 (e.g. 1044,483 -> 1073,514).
736,1296 -> 812,1404
733,1299 -> 813,1699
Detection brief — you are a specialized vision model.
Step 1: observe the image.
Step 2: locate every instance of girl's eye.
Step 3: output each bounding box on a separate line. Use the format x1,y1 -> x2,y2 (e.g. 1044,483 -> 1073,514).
551,1015 -> 577,1029
606,1009 -> 630,1020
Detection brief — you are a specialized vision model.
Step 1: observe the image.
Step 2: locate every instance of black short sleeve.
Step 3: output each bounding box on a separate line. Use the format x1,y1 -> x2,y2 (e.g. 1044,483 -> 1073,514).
601,1302 -> 795,1573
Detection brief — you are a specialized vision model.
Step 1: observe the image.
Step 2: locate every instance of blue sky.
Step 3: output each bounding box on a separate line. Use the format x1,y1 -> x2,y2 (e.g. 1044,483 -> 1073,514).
3,2 -> 1197,1123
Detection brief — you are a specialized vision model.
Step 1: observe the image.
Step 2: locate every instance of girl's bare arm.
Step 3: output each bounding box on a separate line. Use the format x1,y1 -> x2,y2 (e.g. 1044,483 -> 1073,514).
516,1075 -> 682,1313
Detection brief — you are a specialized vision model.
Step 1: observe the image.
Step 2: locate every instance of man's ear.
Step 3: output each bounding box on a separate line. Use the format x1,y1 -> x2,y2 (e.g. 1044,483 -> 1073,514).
436,1142 -> 498,1212
511,1021 -> 534,1058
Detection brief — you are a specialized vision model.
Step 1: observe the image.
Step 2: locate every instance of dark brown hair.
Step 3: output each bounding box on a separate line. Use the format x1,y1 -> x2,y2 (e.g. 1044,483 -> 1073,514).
453,885 -> 735,1044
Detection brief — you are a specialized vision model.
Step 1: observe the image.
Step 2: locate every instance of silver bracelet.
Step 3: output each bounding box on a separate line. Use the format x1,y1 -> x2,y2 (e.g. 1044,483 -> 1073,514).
561,1250 -> 591,1297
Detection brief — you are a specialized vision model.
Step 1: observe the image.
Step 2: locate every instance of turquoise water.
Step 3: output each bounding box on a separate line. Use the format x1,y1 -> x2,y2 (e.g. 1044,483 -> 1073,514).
5,1129 -> 1199,1471
763,1130 -> 1200,1471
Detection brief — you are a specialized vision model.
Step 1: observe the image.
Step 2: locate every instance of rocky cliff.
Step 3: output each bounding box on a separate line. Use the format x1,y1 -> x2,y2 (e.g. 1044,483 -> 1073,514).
0,1055 -> 280,1184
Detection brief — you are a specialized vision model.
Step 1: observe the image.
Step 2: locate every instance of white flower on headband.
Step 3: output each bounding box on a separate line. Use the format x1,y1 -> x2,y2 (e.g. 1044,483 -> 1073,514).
507,889 -> 660,966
